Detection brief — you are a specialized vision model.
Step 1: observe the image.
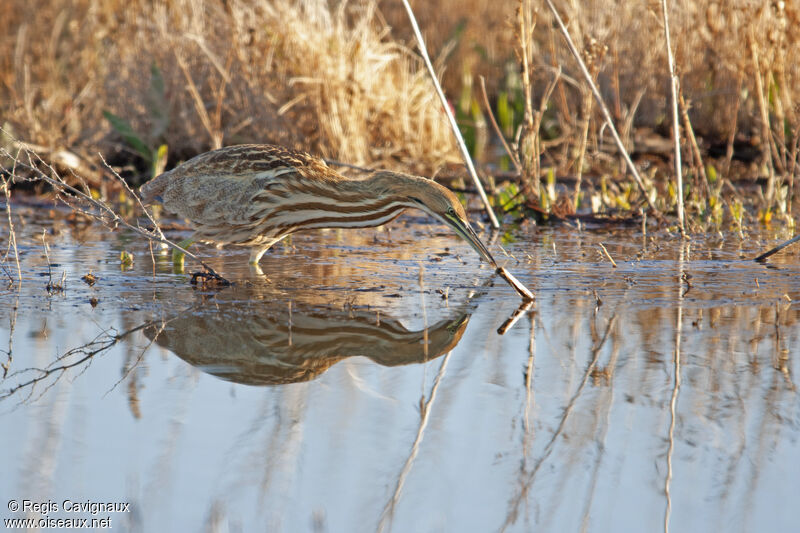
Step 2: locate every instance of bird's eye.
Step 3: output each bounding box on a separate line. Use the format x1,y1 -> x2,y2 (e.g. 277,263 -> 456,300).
447,206 -> 455,216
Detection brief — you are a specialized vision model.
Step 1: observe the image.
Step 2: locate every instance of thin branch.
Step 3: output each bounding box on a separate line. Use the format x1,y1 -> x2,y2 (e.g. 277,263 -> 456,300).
479,76 -> 521,173
665,235 -> 686,532
377,350 -> 452,532
1,143 -> 229,283
1,172 -> 22,284
598,242 -> 618,267
678,93 -> 709,203
1,318 -> 157,402
175,52 -> 223,150
754,233 -> 800,262
750,33 -> 776,208
503,311 -> 618,529
98,152 -> 166,243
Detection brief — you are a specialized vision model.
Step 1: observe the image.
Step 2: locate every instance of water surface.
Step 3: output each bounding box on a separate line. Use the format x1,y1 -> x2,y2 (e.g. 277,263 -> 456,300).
1,207 -> 799,532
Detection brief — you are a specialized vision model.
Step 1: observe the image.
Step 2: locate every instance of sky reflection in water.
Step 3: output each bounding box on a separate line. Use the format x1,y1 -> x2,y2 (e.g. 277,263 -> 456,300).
0,213 -> 799,532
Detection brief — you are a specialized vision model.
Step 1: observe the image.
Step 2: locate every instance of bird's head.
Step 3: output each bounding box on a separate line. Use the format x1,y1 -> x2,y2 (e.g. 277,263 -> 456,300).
372,171 -> 497,265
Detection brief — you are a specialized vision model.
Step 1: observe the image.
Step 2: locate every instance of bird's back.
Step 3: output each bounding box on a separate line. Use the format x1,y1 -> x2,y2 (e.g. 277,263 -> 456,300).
139,144 -> 328,205
139,144 -> 344,245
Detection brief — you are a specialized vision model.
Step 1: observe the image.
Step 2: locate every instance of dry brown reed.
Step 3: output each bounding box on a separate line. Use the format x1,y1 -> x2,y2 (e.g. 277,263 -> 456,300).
1,0 -> 457,176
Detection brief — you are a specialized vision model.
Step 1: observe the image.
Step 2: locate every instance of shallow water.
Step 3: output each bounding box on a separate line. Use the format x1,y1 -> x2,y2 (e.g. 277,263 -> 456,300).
1,205 -> 799,532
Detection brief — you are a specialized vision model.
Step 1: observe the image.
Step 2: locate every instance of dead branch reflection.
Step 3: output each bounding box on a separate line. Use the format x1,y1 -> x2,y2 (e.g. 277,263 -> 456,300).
0,318 -> 160,404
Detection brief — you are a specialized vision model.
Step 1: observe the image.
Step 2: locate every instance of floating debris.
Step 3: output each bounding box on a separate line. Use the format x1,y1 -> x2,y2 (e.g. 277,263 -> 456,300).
190,270 -> 232,289
46,271 -> 66,294
598,243 -> 618,267
81,272 -> 97,286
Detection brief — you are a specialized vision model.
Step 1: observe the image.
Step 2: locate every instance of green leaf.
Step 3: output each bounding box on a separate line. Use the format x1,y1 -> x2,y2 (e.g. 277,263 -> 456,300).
497,91 -> 512,136
706,164 -> 717,183
103,111 -> 151,161
147,62 -> 169,140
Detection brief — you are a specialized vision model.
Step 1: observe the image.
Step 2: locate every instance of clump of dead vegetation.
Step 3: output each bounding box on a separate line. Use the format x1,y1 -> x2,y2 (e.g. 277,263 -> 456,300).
0,0 -> 457,177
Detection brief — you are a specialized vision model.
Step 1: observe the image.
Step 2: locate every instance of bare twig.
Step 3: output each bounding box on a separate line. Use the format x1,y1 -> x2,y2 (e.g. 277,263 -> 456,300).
497,300 -> 534,335
598,242 -> 618,267
497,267 -> 535,301
532,69 -> 561,197
1,173 -> 22,284
1,296 -> 18,378
479,76 -> 521,173
574,90 -> 592,209
98,152 -> 167,243
0,318 -> 158,402
678,94 -> 709,202
5,138 -> 103,187
175,53 -> 223,150
750,34 -> 776,208
503,312 -> 617,528
665,236 -> 686,531
542,0 -> 660,216
517,0 -> 539,199
1,143 -> 228,282
400,0 -> 500,228
723,72 -> 744,179
377,350 -> 452,532
41,231 -> 62,294
754,233 -> 800,262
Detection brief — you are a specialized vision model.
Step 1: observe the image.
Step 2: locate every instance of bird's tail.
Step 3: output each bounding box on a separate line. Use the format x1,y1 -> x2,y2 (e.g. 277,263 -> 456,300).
139,172 -> 171,205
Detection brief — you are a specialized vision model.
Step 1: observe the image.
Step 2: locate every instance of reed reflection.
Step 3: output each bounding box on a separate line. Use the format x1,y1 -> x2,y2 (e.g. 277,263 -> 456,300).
144,293 -> 471,385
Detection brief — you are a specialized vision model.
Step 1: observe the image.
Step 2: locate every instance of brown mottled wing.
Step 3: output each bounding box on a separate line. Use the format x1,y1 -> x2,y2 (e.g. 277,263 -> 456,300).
139,144 -> 333,244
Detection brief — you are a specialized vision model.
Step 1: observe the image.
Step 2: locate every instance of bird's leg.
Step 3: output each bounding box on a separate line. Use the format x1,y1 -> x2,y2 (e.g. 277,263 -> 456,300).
248,235 -> 289,266
248,246 -> 273,277
249,246 -> 271,265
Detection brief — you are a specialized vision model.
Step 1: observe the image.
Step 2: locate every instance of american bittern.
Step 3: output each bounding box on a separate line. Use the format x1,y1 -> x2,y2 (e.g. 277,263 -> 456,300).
140,144 -> 495,266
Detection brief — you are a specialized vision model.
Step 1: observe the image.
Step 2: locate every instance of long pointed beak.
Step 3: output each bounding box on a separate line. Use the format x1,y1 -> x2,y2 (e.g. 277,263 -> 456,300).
448,216 -> 497,266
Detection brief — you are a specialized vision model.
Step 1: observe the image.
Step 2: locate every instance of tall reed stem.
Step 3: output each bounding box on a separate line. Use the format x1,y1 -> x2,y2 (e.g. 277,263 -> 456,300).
661,0 -> 685,235
400,0 -> 500,229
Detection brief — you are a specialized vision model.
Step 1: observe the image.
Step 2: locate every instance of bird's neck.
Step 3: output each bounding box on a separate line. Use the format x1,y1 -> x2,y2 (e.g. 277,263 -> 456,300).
288,171 -> 417,231
324,171 -> 416,206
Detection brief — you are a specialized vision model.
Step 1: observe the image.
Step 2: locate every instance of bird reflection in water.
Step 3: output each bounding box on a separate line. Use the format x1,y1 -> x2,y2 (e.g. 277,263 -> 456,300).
144,299 -> 470,386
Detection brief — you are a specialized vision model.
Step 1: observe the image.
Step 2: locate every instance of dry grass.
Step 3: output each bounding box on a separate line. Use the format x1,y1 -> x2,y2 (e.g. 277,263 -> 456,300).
1,0 -> 457,177
2,0 -> 800,220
